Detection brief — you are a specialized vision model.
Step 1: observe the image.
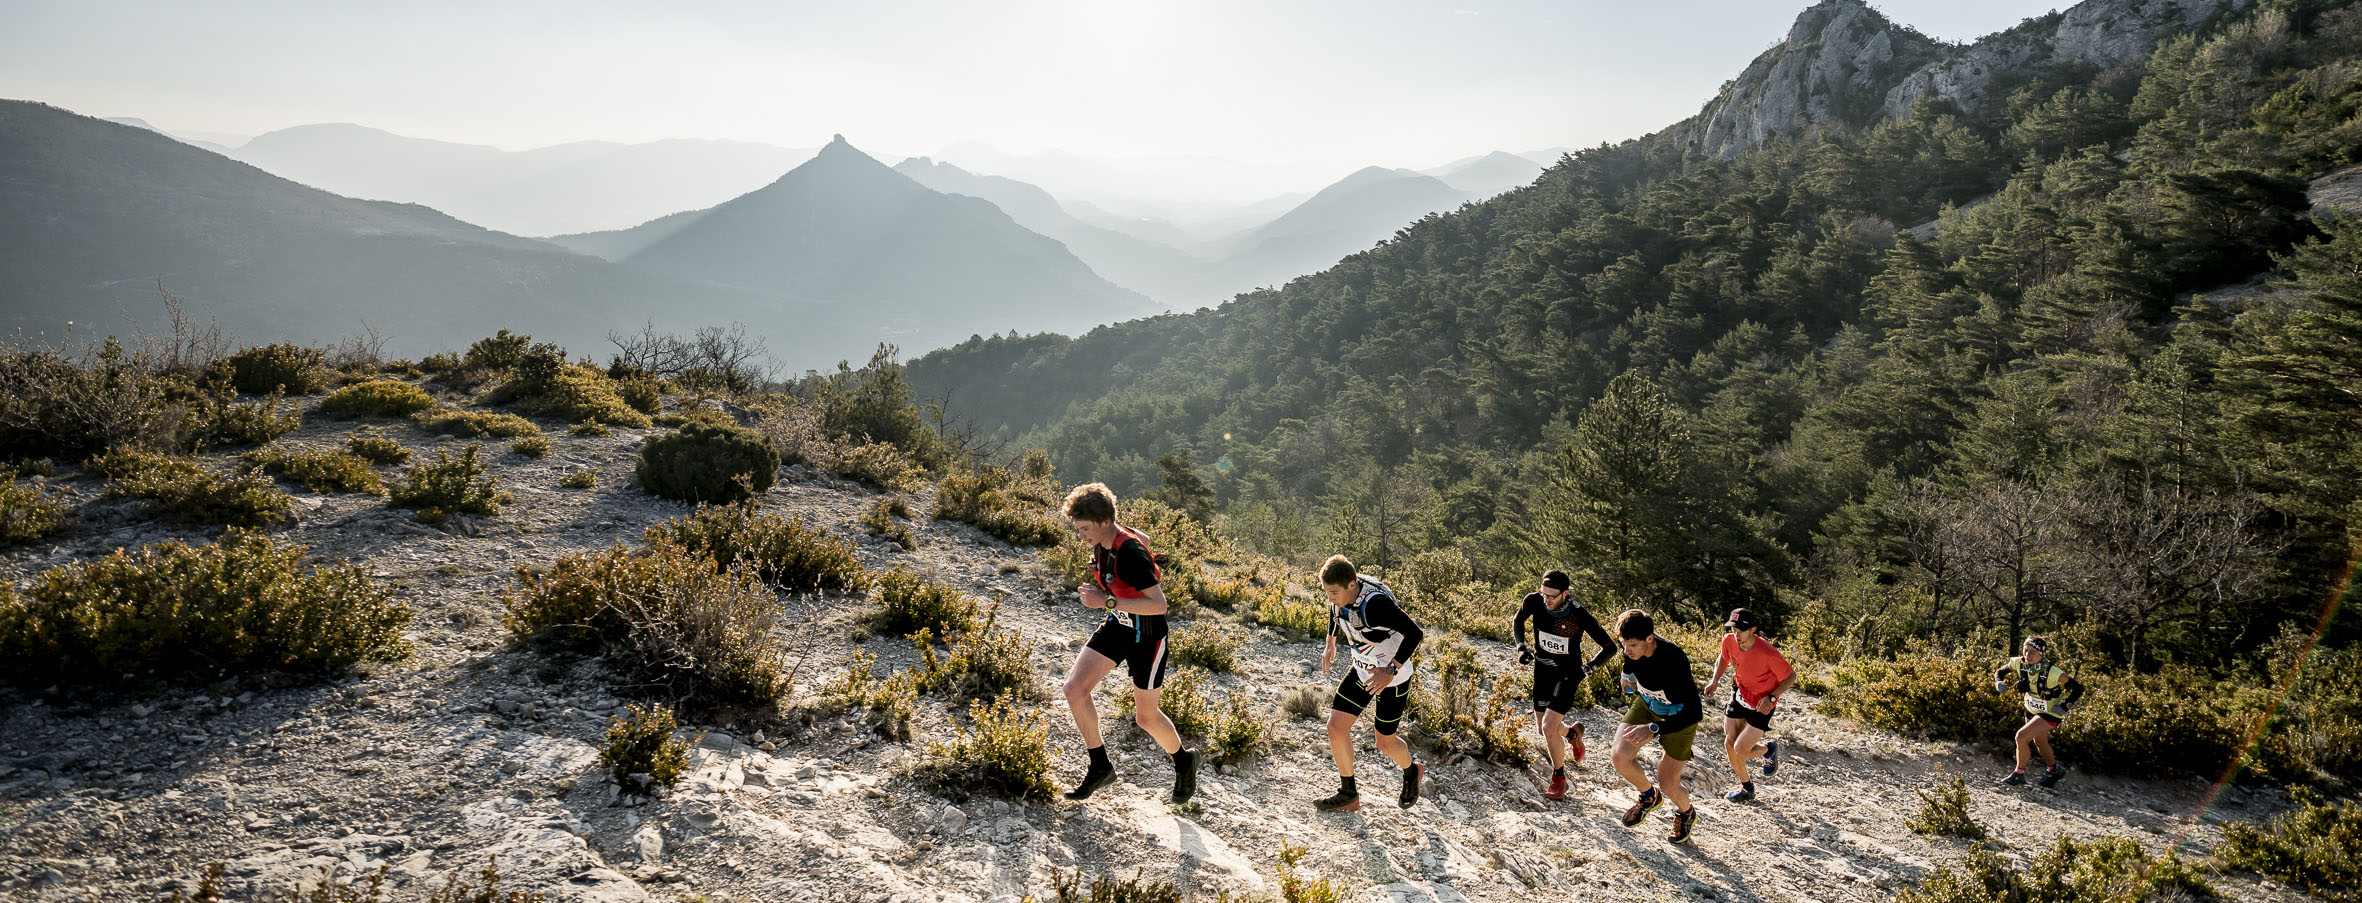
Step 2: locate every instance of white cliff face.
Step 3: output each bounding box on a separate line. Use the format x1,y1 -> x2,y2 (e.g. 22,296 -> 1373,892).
1878,0 -> 2256,120
1676,0 -> 2256,160
1682,1 -> 1945,161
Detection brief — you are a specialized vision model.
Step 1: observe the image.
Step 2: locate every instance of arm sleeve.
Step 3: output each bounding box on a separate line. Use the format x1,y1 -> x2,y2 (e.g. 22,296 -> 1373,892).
2062,674 -> 2085,707
1366,594 -> 1423,664
1113,540 -> 1158,589
1579,608 -> 1617,671
1511,596 -> 1535,648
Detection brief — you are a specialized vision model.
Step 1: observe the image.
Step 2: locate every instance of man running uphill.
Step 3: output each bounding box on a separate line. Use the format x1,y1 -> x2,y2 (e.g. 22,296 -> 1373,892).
1610,609 -> 1704,844
1703,607 -> 1794,803
1993,636 -> 2083,788
1057,483 -> 1198,804
1314,555 -> 1427,812
1512,569 -> 1616,801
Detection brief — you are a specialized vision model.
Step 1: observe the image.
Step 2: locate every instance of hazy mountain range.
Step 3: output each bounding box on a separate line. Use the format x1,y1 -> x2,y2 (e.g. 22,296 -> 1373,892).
0,104 -> 1158,366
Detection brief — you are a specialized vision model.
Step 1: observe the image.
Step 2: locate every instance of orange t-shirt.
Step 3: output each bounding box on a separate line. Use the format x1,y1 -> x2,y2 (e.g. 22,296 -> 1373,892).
1719,633 -> 1794,708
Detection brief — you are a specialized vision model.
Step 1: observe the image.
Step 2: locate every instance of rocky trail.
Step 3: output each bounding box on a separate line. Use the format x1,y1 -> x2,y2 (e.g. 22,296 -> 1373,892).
0,401 -> 2313,903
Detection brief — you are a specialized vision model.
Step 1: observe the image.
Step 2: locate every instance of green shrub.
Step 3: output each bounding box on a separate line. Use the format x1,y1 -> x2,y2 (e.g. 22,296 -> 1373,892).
651,412 -> 689,428
180,386 -> 303,450
1048,870 -> 1189,903
2214,790 -> 2362,902
2053,665 -> 2282,780
317,380 -> 435,418
241,446 -> 386,495
1408,632 -> 1531,766
819,651 -> 919,741
1278,842 -> 1346,903
1246,593 -> 1330,640
98,449 -> 293,526
1113,667 -> 1266,764
914,608 -> 1037,701
224,342 -> 327,395
1825,642 -> 2023,743
643,502 -> 871,594
601,703 -> 699,793
461,329 -> 537,371
834,441 -> 923,490
1282,685 -> 1326,720
1899,835 -> 2213,903
510,436 -> 551,458
1907,777 -> 1989,840
503,541 -> 784,707
861,496 -> 915,550
343,430 -> 411,465
1,468 -> 70,543
869,568 -> 979,639
570,420 -> 611,437
389,444 -> 508,523
637,421 -> 779,503
933,465 -> 1064,545
560,469 -> 596,489
1205,688 -> 1273,764
488,363 -> 652,427
0,339 -> 168,461
1171,620 -> 1247,674
0,528 -> 410,687
412,407 -> 540,438
919,696 -> 1056,800
616,374 -> 663,416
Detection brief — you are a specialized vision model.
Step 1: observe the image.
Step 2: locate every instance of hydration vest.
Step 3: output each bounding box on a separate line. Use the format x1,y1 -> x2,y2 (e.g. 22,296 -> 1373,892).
2007,656 -> 2072,714
1334,576 -> 1416,683
1089,524 -> 1159,599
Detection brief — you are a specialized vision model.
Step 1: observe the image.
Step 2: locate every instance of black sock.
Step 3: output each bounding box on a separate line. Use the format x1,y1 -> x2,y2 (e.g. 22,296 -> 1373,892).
1340,775 -> 1357,793
1088,746 -> 1110,769
1742,781 -> 1754,791
1172,749 -> 1190,767
1553,767 -> 1565,776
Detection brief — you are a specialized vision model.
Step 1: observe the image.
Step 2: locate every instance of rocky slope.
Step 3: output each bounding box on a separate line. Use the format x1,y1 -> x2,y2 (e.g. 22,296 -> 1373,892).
0,390 -> 2314,903
1675,0 -> 2255,159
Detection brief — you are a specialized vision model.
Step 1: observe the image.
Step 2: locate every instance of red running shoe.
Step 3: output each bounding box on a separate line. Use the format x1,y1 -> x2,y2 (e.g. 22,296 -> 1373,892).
1545,771 -> 1568,801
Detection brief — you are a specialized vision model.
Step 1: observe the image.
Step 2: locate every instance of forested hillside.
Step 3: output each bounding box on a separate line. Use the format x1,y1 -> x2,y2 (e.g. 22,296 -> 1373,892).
910,0 -> 2362,678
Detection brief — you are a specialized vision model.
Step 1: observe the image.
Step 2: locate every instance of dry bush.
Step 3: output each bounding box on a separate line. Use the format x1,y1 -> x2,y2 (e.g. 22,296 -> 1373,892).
834,442 -> 923,490
241,446 -> 386,495
917,696 -> 1056,800
1407,632 -> 1531,766
601,703 -> 698,792
868,568 -> 980,639
223,342 -> 327,395
1170,620 -> 1248,673
317,380 -> 435,418
94,448 -> 292,526
817,651 -> 919,741
643,502 -> 871,594
638,421 -> 779,503
343,429 -> 411,465
510,436 -> 551,458
913,606 -> 1037,701
503,540 -> 785,707
0,467 -> 70,544
933,465 -> 1064,546
411,407 -> 539,438
0,528 -> 409,687
0,338 -> 169,461
388,443 -> 508,523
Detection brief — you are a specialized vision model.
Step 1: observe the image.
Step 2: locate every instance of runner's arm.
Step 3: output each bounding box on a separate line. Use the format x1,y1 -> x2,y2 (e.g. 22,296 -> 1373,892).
1705,654 -> 1729,699
2061,673 -> 2085,707
1107,583 -> 1169,616
1511,598 -> 1533,651
1579,608 -> 1616,672
1366,594 -> 1423,665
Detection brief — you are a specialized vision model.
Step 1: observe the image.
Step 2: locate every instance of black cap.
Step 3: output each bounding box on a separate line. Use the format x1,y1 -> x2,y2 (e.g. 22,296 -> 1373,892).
2025,636 -> 2048,652
1725,608 -> 1757,630
1541,570 -> 1571,591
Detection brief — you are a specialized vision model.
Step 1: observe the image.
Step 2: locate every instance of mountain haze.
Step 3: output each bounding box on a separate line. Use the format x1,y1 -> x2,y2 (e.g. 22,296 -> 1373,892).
1191,166 -> 1474,300
1422,150 -> 1547,198
891,157 -> 1212,306
573,137 -> 1156,351
0,100 -> 815,360
229,123 -> 812,235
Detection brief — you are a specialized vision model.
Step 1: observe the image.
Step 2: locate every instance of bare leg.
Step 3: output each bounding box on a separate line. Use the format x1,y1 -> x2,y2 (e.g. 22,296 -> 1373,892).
1657,755 -> 1691,811
1061,649 -> 1119,750
1326,710 -> 1358,777
1132,688 -> 1182,755
1727,720 -> 1767,782
2023,718 -> 2057,768
1610,724 -> 1654,793
1373,730 -> 1413,769
1541,710 -> 1567,770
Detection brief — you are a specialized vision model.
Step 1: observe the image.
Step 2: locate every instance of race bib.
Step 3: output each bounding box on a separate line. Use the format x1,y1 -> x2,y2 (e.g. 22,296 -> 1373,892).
2022,694 -> 2049,714
1538,632 -> 1570,655
1351,647 -> 1388,670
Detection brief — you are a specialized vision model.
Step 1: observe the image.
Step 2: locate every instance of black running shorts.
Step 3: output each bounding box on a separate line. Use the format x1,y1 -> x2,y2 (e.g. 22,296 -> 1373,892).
1532,661 -> 1583,715
1332,670 -> 1411,735
1724,695 -> 1775,732
1083,616 -> 1170,690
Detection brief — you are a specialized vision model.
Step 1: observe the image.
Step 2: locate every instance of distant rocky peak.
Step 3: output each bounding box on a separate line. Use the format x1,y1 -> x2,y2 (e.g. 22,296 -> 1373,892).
1674,0 -> 2253,160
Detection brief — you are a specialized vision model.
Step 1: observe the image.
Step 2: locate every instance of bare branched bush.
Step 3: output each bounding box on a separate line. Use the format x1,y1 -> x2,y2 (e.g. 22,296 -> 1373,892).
608,321 -> 771,395
0,337 -> 168,461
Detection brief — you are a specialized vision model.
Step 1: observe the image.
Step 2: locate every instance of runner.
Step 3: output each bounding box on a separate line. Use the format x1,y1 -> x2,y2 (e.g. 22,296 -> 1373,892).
1055,482 -> 1198,804
1702,607 -> 1795,802
1511,569 -> 1616,801
1313,554 -> 1427,812
1992,636 -> 2084,788
1609,609 -> 1704,844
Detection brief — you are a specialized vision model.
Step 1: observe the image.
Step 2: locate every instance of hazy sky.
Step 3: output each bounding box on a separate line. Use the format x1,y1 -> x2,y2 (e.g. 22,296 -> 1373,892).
4,0 -> 2069,169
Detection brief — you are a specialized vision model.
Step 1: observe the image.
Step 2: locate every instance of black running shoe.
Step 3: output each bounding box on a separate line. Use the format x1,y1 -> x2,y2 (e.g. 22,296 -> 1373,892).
1171,749 -> 1200,804
1621,787 -> 1662,827
2000,771 -> 2027,787
1399,763 -> 1423,809
1314,787 -> 1361,812
1063,761 -> 1116,800
2038,765 -> 2064,788
1668,807 -> 1696,844
1760,740 -> 1781,778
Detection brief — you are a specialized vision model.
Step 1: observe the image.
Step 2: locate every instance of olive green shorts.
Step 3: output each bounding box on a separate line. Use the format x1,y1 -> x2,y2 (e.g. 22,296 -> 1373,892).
1621,698 -> 1698,761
